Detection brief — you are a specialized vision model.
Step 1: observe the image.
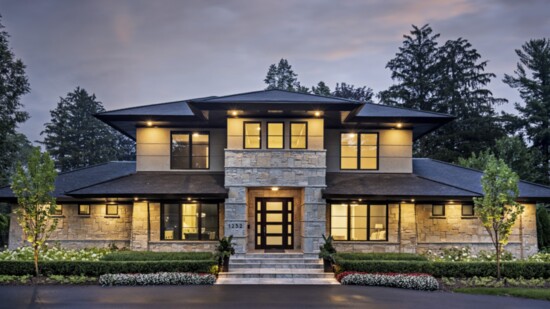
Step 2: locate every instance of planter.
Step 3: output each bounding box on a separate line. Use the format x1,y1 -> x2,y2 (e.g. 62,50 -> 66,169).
222,256 -> 230,272
323,259 -> 333,273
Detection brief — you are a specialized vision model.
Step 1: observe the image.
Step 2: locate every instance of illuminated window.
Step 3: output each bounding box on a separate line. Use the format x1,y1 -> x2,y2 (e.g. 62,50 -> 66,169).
340,133 -> 378,170
330,203 -> 387,241
462,204 -> 474,216
432,205 -> 445,216
244,122 -> 261,149
267,122 -> 284,149
290,122 -> 307,149
53,205 -> 63,216
78,204 -> 90,216
106,204 -> 118,215
161,202 -> 219,241
171,132 -> 209,169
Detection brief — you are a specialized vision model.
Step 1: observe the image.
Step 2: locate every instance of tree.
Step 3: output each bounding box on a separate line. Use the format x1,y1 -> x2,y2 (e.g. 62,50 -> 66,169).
311,81 -> 331,96
458,136 -> 545,183
10,147 -> 58,276
332,82 -> 374,102
1,133 -> 34,185
536,205 -> 550,250
0,16 -> 30,186
264,58 -> 310,93
474,156 -> 523,280
503,39 -> 550,184
41,87 -> 135,172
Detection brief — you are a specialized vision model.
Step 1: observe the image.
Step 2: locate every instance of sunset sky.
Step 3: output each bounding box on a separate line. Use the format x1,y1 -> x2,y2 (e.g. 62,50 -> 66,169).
1,0 -> 549,143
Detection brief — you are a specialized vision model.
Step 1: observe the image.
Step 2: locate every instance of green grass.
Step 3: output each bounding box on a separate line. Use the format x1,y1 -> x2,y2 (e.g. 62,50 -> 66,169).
100,251 -> 214,261
456,288 -> 550,301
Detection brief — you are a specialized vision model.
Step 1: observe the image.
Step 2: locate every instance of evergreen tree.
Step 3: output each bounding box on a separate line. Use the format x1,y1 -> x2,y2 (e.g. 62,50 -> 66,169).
41,87 -> 135,172
264,58 -> 309,92
311,81 -> 331,96
332,82 -> 373,102
0,16 -> 30,185
503,39 -> 550,184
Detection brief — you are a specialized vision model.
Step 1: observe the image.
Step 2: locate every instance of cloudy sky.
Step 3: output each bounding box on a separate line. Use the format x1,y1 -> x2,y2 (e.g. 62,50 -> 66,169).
1,0 -> 549,143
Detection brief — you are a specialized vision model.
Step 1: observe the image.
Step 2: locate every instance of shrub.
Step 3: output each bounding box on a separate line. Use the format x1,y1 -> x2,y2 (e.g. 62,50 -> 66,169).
442,276 -> 550,288
423,246 -> 515,262
101,251 -> 213,261
334,252 -> 426,262
529,252 -> 550,263
339,272 -> 439,291
99,272 -> 216,286
0,246 -> 109,262
0,260 -> 216,276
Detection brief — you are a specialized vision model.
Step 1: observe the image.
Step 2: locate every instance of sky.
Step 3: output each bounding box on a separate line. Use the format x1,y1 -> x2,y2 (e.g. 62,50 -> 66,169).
1,0 -> 549,144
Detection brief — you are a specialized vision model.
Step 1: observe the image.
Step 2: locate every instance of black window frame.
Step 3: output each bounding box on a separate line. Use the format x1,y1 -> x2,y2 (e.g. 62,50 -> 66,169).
160,202 -> 221,241
78,204 -> 90,216
106,204 -> 119,216
170,131 -> 210,170
462,204 -> 475,216
329,202 -> 389,241
243,121 -> 262,149
340,132 -> 379,170
290,121 -> 308,149
432,204 -> 445,216
53,204 -> 63,216
266,122 -> 285,149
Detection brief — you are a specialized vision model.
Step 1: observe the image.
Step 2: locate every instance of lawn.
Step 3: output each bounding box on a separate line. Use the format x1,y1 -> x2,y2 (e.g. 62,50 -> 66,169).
455,287 -> 550,301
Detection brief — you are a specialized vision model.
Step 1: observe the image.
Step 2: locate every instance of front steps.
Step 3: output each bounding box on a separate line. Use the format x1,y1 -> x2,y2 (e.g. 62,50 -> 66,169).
216,253 -> 339,285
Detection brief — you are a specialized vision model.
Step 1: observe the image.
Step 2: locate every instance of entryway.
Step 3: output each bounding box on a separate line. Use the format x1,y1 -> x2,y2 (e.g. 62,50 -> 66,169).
255,198 -> 293,250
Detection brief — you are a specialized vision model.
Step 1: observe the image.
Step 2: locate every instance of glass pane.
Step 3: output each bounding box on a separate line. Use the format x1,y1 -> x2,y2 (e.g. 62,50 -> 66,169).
350,216 -> 367,229
182,204 -> 198,239
172,156 -> 189,169
291,123 -> 307,149
291,123 -> 307,135
341,145 -> 358,157
288,237 -> 292,245
268,123 -> 283,135
245,123 -> 261,136
245,136 -> 261,149
79,204 -> 90,215
433,205 -> 444,216
267,136 -> 283,149
341,158 -> 357,169
266,237 -> 283,245
266,213 -> 283,222
291,136 -> 306,149
331,228 -> 347,241
257,236 -> 261,245
360,146 -> 377,157
266,202 -> 283,211
106,205 -> 118,215
360,158 -> 377,170
163,203 -> 180,240
350,229 -> 367,241
192,145 -> 209,157
288,202 -> 292,211
360,134 -> 377,145
332,204 -> 348,217
192,133 -> 209,144
201,204 -> 218,240
369,204 -> 387,241
257,201 -> 261,211
341,133 -> 358,145
257,213 -> 261,222
463,205 -> 474,216
268,123 -> 284,149
350,204 -> 367,216
370,205 -> 386,216
331,217 -> 347,228
172,134 -> 190,159
266,225 -> 283,234
288,213 -> 292,222
288,225 -> 292,233
191,156 -> 208,169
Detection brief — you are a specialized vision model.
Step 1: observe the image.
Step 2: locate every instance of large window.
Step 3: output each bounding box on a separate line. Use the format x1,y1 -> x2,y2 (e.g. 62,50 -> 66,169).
171,132 -> 209,169
267,122 -> 284,149
340,133 -> 378,170
330,203 -> 387,241
244,122 -> 261,149
161,202 -> 220,241
290,122 -> 307,149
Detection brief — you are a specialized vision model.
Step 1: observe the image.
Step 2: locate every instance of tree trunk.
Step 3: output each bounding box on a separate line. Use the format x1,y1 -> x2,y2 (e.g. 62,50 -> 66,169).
33,244 -> 40,277
495,233 -> 501,280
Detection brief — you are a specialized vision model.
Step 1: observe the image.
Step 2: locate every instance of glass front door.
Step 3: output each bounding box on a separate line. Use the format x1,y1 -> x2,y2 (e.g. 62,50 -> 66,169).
255,198 -> 293,249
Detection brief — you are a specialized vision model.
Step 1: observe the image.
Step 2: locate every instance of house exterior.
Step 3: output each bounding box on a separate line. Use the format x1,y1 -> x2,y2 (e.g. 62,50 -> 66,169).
1,89 -> 549,258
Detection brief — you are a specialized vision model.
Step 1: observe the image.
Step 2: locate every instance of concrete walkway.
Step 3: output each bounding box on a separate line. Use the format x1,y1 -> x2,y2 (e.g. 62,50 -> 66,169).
0,285 -> 548,308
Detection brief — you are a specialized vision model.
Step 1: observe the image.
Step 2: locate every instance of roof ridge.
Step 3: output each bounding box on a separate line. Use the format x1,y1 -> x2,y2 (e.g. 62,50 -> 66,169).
191,88 -> 361,104
97,96 -> 216,115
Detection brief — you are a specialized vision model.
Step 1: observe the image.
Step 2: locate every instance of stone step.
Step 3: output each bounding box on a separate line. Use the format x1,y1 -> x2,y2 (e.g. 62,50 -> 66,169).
230,263 -> 323,269
216,277 -> 340,285
239,253 -> 305,259
230,258 -> 321,264
218,269 -> 335,279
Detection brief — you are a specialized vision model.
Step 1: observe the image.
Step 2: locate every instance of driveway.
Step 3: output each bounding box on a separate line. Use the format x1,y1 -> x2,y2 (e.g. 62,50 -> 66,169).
0,285 -> 547,308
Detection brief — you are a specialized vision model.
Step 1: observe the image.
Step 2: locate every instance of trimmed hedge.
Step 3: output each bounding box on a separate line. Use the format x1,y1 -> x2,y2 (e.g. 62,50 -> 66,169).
101,251 -> 214,261
336,260 -> 550,279
0,260 -> 216,276
334,252 -> 427,261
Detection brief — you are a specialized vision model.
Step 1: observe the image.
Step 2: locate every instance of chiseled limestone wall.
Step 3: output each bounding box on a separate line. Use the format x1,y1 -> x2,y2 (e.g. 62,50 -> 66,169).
9,204 -> 132,250
225,149 -> 326,256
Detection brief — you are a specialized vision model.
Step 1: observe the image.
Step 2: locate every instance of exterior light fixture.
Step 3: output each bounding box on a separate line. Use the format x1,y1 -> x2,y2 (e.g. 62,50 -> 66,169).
358,198 -> 362,202
449,200 -> 454,204
134,197 -> 138,201
411,198 -> 415,202
396,123 -> 403,128
193,132 -> 199,137
146,121 -> 153,127
271,187 -> 279,191
230,110 -> 238,116
187,197 -> 191,201
314,111 -> 321,117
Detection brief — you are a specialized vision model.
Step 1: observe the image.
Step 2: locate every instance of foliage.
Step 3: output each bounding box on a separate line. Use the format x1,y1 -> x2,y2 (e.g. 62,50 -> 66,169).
334,252 -> 426,261
0,16 -> 31,186
332,82 -> 374,102
536,205 -> 550,250
0,275 -> 30,284
528,252 -> 550,263
264,58 -> 305,92
338,272 -> 439,291
47,274 -> 96,284
41,87 -> 135,172
0,246 -> 109,261
99,272 -> 216,286
0,213 -> 9,247
101,251 -> 213,261
10,148 -> 58,276
458,136 -> 545,183
0,260 -> 216,276
474,156 -> 523,279
311,81 -> 331,96
503,38 -> 550,184
215,235 -> 235,265
455,287 -> 550,301
318,234 -> 337,262
442,276 -> 550,288
423,246 -> 515,262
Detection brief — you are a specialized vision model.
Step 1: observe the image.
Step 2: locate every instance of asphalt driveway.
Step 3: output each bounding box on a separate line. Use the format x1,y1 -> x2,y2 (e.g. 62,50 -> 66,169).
0,285 -> 548,308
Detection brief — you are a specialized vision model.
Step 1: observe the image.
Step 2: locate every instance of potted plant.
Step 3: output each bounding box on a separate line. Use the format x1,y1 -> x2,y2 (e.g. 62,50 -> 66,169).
319,234 -> 337,272
215,235 -> 235,272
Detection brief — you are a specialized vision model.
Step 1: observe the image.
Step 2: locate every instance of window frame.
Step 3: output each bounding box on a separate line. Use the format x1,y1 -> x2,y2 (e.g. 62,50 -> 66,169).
106,204 -> 119,216
243,121 -> 262,149
290,121 -> 308,149
432,204 -> 445,217
329,202 -> 388,241
53,204 -> 63,216
339,132 -> 379,170
78,204 -> 90,216
462,204 -> 475,216
160,202 -> 220,241
170,131 -> 210,170
266,122 -> 285,149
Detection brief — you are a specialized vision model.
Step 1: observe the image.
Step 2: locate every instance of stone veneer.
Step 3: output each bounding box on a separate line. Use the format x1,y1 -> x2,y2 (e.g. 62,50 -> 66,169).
224,149 -> 326,256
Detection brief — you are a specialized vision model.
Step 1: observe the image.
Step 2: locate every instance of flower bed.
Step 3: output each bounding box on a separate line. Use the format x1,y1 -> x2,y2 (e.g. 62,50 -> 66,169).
338,271 -> 439,291
0,246 -> 109,262
99,272 -> 216,286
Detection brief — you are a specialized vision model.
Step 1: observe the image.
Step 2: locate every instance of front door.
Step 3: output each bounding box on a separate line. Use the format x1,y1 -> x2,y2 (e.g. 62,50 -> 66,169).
255,198 -> 293,249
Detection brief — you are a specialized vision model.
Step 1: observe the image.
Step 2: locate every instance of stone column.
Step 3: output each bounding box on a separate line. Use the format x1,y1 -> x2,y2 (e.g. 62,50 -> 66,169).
130,202 -> 149,251
224,187 -> 248,255
8,205 -> 23,250
520,204 -> 537,258
399,203 -> 417,253
301,187 -> 326,257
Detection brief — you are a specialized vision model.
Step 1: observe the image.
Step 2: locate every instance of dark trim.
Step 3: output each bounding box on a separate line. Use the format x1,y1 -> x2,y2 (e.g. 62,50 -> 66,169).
78,204 -> 91,216
255,197 -> 294,250
243,121 -> 262,149
266,121 -> 285,149
290,121 -> 308,149
329,202 -> 388,242
432,204 -> 445,216
339,132 -> 379,171
462,204 -> 475,216
170,131 -> 210,170
106,204 -> 119,216
160,201 -> 221,241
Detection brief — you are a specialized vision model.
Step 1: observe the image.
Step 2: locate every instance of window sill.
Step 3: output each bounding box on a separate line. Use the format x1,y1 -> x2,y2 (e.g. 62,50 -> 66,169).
104,215 -> 120,218
430,216 -> 446,219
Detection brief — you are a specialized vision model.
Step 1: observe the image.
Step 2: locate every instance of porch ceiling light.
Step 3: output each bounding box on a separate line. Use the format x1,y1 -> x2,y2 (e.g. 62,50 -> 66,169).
314,111 -> 321,117
271,187 -> 279,191
146,121 -> 153,127
230,110 -> 238,116
411,198 -> 415,202
396,122 -> 403,128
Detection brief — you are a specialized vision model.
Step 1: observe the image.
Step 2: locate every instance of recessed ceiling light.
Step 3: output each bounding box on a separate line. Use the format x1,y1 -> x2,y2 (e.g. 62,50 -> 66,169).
397,123 -> 403,128
314,111 -> 321,117
146,121 -> 153,127
271,187 -> 279,191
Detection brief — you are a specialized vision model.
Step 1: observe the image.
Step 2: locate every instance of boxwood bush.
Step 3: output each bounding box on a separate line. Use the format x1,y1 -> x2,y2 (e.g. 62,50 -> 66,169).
334,252 -> 427,261
335,260 -> 550,279
101,251 -> 214,261
0,260 -> 216,276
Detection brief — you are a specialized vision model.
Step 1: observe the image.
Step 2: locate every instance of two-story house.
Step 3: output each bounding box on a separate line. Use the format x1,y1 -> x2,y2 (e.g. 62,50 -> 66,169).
2,89 -> 549,258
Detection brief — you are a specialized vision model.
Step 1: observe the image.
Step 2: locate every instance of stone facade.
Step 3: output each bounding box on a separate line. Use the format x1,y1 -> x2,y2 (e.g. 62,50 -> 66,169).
224,149 -> 326,256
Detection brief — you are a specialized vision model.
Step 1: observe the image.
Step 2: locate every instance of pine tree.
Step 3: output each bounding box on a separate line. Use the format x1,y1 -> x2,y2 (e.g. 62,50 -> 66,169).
332,83 -> 373,102
41,87 -> 135,172
0,16 -> 30,185
311,81 -> 331,96
503,39 -> 550,183
264,59 -> 303,92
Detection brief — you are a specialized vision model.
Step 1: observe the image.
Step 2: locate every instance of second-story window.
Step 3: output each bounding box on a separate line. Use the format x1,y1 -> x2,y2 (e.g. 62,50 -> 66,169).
290,122 -> 307,149
171,132 -> 209,169
340,133 -> 378,170
244,122 -> 261,149
267,122 -> 284,149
